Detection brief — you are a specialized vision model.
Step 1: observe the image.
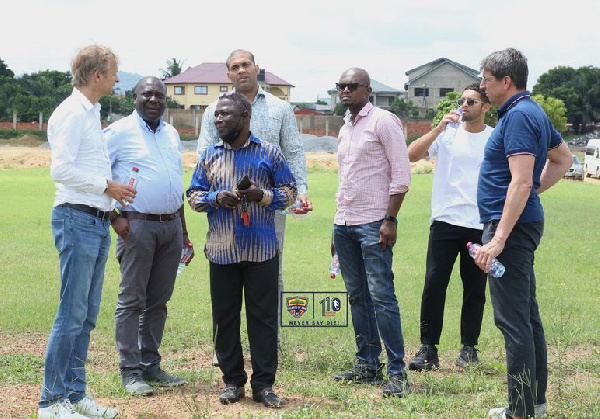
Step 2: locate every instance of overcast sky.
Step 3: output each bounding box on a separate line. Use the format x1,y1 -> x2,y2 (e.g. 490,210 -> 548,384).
2,0 -> 598,103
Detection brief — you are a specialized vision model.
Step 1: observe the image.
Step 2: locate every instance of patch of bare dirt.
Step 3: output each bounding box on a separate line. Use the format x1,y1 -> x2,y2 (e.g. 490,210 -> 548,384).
0,331 -> 338,418
0,144 -> 50,169
0,330 -> 598,418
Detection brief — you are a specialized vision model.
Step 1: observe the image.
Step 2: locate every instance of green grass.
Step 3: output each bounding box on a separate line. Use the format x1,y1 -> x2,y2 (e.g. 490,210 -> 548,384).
0,166 -> 598,418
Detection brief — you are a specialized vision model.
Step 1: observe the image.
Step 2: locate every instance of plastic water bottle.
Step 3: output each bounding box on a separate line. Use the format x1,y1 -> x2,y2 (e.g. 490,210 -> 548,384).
123,166 -> 139,207
128,166 -> 139,189
466,242 -> 505,278
279,200 -> 303,216
329,252 -> 341,279
177,242 -> 194,276
443,107 -> 463,145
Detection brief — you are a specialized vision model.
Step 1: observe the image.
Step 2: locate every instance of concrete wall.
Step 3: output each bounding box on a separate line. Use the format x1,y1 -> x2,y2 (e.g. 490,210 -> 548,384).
157,108 -> 431,140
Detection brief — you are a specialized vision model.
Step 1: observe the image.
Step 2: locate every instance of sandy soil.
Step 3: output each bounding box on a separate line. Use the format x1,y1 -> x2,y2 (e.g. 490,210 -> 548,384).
2,137 -> 598,186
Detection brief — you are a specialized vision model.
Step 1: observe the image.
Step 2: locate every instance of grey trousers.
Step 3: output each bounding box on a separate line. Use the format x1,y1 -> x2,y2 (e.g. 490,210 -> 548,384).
114,216 -> 182,373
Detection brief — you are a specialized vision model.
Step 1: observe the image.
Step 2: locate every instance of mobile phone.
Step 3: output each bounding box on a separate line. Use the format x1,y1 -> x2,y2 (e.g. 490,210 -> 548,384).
237,175 -> 251,190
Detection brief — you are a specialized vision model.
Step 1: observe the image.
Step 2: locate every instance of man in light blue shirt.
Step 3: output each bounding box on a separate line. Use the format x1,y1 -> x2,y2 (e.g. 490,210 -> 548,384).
105,76 -> 194,396
197,49 -> 313,352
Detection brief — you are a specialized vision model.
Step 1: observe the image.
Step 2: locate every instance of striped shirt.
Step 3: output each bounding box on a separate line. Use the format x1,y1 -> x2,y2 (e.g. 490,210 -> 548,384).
197,85 -> 308,194
187,134 -> 297,264
334,103 -> 411,226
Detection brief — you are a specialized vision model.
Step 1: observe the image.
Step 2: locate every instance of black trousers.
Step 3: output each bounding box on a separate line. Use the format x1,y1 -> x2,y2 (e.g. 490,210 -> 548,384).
210,256 -> 279,393
419,221 -> 487,346
484,220 -> 546,418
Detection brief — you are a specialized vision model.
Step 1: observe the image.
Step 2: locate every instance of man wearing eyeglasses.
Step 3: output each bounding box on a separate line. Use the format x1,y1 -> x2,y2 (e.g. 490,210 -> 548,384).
476,48 -> 572,419
406,83 -> 493,373
331,67 -> 412,398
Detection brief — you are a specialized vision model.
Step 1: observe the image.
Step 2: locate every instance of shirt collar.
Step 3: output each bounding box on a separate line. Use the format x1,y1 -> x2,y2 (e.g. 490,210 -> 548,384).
231,85 -> 266,104
344,101 -> 374,124
133,110 -> 164,132
73,87 -> 100,113
497,90 -> 531,118
218,132 -> 261,149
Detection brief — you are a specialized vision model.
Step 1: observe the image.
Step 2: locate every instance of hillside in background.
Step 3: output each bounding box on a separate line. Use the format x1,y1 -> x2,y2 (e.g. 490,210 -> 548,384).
114,71 -> 143,94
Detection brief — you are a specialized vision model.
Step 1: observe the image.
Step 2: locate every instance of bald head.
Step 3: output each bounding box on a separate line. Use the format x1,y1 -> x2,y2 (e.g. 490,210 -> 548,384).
134,76 -> 166,129
338,67 -> 372,114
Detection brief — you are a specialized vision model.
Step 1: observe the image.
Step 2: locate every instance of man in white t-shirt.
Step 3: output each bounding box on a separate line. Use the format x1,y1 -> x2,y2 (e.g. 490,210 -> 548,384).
407,83 -> 493,371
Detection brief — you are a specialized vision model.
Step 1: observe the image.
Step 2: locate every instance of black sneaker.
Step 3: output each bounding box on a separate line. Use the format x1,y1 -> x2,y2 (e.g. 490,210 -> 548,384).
408,344 -> 439,371
382,372 -> 412,398
253,387 -> 283,408
142,367 -> 186,387
219,384 -> 245,404
455,345 -> 479,368
333,362 -> 384,384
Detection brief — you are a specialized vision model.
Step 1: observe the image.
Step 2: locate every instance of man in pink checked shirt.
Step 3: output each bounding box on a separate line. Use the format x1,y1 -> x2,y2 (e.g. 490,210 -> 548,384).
331,67 -> 412,398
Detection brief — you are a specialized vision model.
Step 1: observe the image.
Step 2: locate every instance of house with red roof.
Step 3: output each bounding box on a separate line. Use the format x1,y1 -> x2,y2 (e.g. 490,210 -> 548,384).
163,63 -> 294,110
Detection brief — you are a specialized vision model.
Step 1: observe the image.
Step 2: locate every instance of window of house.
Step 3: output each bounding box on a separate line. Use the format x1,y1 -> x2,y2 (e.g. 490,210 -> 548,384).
220,86 -> 228,92
439,88 -> 454,97
194,86 -> 208,95
174,86 -> 185,95
414,87 -> 429,97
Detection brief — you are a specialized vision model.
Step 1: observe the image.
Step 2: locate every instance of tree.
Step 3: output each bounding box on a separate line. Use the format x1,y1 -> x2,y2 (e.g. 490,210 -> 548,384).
160,58 -> 185,79
333,102 -> 346,116
533,65 -> 600,133
8,70 -> 72,121
531,95 -> 568,132
430,91 -> 498,129
0,58 -> 14,78
390,98 -> 419,120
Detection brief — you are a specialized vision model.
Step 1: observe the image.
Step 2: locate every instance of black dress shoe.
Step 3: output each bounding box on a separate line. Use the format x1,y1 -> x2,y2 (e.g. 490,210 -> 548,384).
252,387 -> 283,408
219,384 -> 245,404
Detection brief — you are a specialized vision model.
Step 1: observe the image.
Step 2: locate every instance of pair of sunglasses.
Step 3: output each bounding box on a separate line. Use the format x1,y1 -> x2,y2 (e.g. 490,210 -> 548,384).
335,82 -> 368,92
456,98 -> 480,106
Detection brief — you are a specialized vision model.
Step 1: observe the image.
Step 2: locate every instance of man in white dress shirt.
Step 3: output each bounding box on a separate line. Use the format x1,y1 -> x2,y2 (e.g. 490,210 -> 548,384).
39,44 -> 133,419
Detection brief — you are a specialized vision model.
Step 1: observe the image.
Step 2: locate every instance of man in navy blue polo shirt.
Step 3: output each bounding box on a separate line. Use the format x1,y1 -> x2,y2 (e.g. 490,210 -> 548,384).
475,48 -> 572,419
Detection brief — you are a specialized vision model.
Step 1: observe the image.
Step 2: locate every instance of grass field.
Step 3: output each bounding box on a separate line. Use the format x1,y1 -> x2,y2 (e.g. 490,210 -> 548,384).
0,165 -> 598,418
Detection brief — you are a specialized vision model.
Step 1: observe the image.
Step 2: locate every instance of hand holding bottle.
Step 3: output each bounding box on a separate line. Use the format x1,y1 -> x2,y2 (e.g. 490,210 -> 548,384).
177,242 -> 194,276
467,242 -> 505,278
329,251 -> 341,279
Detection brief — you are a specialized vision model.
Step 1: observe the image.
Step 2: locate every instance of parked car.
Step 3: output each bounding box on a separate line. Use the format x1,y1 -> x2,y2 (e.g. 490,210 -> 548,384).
584,138 -> 600,178
564,153 -> 584,181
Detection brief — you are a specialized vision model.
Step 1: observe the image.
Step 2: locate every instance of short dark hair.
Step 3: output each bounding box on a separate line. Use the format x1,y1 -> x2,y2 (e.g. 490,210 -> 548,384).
218,92 -> 252,116
480,48 -> 528,90
225,49 -> 255,70
464,83 -> 490,104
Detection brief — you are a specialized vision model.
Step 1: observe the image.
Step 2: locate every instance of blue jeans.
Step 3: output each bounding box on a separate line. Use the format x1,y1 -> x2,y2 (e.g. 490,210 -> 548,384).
333,221 -> 406,377
483,220 -> 546,418
39,206 -> 111,408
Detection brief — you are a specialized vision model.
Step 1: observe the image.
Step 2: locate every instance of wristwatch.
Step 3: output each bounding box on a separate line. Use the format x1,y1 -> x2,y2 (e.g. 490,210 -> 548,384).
384,214 -> 397,222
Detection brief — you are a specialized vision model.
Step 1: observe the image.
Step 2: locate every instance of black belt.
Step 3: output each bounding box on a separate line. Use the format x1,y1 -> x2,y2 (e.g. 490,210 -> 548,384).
60,203 -> 110,221
121,210 -> 177,222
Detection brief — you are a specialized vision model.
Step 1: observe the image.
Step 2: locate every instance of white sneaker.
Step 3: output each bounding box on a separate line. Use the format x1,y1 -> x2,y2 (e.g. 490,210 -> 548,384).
488,403 -> 547,418
38,400 -> 87,419
73,396 -> 118,418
